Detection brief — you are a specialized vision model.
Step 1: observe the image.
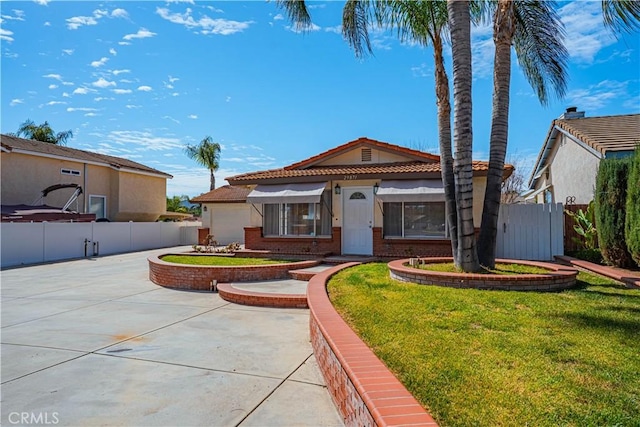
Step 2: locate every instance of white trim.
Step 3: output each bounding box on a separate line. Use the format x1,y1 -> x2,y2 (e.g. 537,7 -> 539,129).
524,185 -> 551,201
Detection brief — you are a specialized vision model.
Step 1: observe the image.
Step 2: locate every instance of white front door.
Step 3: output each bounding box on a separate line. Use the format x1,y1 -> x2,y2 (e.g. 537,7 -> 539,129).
342,187 -> 374,255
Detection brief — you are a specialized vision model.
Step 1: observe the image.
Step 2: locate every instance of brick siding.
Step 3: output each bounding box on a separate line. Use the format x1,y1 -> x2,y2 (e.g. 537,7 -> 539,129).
244,226 -> 342,255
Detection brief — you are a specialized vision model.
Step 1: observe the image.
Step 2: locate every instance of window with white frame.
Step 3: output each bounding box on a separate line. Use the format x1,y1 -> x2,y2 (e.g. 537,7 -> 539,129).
89,195 -> 107,219
61,168 -> 81,176
383,201 -> 446,238
263,190 -> 332,237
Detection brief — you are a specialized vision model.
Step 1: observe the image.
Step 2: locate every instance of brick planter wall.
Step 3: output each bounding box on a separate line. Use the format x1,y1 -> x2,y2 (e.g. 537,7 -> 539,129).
307,264 -> 438,426
244,227 -> 342,255
373,228 -> 452,258
388,258 -> 578,291
148,254 -> 320,291
217,283 -> 308,308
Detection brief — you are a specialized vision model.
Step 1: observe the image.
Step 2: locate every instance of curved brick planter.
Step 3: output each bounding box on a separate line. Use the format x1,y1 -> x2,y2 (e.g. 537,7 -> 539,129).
148,254 -> 321,291
388,257 -> 577,291
217,283 -> 308,309
307,263 -> 438,426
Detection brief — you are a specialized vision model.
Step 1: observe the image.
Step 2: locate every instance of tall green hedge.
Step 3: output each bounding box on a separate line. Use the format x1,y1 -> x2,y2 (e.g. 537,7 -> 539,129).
595,157 -> 634,268
625,147 -> 640,267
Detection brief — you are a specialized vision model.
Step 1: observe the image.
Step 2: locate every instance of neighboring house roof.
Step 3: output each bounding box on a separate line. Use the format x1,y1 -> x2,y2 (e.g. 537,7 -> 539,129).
191,185 -> 252,203
1,134 -> 173,178
528,114 -> 640,189
227,137 -> 513,185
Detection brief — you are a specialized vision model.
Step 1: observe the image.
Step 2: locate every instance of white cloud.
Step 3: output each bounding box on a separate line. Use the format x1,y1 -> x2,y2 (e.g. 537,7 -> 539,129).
108,130 -> 183,151
123,28 -> 156,41
558,1 -> 616,64
126,104 -> 141,109
470,21 -> 494,79
44,22 -> 51,26
118,41 -> 132,46
156,7 -> 253,35
62,81 -> 74,86
163,115 -> 181,124
188,114 -> 198,119
411,63 -> 431,78
67,107 -> 97,112
119,79 -> 133,84
169,75 -> 179,83
62,49 -> 74,55
34,0 -> 50,5
94,97 -> 114,101
48,84 -> 58,89
10,98 -> 24,106
90,57 -> 109,67
43,73 -> 63,81
73,87 -> 92,95
565,79 -> 635,111
138,85 -> 152,92
109,48 -> 117,56
66,15 -> 98,30
324,25 -> 342,35
46,101 -> 66,106
62,92 -> 70,98
1,28 -> 15,43
225,96 -> 231,103
112,69 -> 130,76
112,89 -> 132,94
2,10 -> 25,21
273,14 -> 284,21
111,8 -> 128,19
84,112 -> 99,117
168,0 -> 195,3
92,77 -> 116,88
287,23 -> 321,34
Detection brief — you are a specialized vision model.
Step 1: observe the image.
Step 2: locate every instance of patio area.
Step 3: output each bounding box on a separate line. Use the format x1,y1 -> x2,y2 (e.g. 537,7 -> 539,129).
0,247 -> 342,426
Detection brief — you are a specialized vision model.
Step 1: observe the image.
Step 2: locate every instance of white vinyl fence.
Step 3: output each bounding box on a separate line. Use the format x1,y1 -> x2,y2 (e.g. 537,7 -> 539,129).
496,203 -> 564,261
1,221 -> 202,268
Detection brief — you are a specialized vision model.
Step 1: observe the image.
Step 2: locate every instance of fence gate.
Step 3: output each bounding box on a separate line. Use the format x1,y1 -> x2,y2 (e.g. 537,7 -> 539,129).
495,203 -> 564,261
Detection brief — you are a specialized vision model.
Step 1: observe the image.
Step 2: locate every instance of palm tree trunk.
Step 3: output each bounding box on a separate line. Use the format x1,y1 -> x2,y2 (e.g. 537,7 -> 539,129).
447,0 -> 480,272
210,169 -> 215,191
433,31 -> 458,260
478,0 -> 514,269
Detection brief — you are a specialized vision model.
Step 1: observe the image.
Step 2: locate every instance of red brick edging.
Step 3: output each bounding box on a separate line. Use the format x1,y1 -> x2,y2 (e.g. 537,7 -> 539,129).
307,263 -> 438,426
388,258 -> 577,291
555,255 -> 640,288
217,283 -> 308,308
148,254 -> 320,291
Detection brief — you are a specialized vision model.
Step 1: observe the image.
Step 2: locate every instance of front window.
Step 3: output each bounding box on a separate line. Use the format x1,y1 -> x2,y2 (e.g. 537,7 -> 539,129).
383,202 -> 446,238
89,195 -> 107,219
263,190 -> 332,237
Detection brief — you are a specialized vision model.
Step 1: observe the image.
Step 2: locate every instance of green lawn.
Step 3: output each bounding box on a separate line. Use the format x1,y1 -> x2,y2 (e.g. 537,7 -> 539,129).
419,262 -> 550,275
327,263 -> 640,427
161,255 -> 293,266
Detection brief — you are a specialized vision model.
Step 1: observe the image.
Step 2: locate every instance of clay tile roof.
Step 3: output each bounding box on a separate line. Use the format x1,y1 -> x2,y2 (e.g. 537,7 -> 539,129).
227,160 -> 508,183
190,185 -> 252,203
554,114 -> 640,155
285,136 -> 440,170
1,134 -> 172,178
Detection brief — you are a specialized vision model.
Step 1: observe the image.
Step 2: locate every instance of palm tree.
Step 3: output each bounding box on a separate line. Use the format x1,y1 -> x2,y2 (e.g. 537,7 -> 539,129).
447,0 -> 481,272
478,0 -> 568,268
166,195 -> 189,213
185,136 -> 221,191
340,0 -> 460,266
14,119 -> 73,145
478,0 -> 639,268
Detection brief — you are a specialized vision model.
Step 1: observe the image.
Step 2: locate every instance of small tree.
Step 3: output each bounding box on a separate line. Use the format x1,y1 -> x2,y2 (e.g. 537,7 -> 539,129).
14,119 -> 73,145
625,146 -> 640,266
595,158 -> 634,268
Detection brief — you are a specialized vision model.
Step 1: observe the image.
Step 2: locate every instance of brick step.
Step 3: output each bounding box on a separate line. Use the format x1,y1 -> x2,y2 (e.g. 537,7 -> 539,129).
288,265 -> 335,281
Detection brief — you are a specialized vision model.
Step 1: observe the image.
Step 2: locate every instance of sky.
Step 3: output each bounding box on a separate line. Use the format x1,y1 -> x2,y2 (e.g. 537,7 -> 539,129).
2,0 -> 639,198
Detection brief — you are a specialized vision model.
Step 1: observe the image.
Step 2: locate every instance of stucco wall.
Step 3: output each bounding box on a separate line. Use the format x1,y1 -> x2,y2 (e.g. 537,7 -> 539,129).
316,147 -> 415,166
1,152 -> 86,209
208,203 -> 251,244
548,134 -> 600,204
113,171 -> 167,222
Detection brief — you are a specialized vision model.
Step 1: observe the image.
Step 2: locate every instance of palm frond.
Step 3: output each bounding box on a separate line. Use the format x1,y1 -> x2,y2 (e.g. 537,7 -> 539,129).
342,0 -> 373,58
602,0 -> 640,36
513,0 -> 568,105
275,0 -> 313,32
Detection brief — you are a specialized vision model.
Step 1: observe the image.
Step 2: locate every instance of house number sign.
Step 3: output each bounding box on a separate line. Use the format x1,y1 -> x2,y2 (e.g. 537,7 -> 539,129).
343,175 -> 358,180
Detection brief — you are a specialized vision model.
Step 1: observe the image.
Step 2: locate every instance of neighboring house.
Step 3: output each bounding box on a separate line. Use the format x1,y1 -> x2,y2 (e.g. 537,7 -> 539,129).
191,185 -> 252,244
1,134 -> 173,222
208,137 -> 512,257
526,109 -> 640,205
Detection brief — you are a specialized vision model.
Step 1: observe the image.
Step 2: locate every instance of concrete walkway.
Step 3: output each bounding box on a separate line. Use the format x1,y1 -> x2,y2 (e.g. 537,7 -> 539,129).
1,247 -> 343,427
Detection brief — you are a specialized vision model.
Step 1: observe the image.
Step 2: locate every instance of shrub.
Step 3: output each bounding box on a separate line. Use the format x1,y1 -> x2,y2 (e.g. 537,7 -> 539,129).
625,146 -> 640,267
565,201 -> 598,250
595,158 -> 634,268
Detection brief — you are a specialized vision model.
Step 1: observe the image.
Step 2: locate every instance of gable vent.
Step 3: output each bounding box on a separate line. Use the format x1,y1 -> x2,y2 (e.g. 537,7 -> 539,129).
361,148 -> 372,162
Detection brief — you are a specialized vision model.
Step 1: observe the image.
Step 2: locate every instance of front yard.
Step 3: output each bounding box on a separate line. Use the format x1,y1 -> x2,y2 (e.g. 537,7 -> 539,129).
328,263 -> 639,427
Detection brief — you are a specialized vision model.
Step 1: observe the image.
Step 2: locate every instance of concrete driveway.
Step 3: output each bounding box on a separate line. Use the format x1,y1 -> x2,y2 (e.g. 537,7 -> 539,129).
1,247 -> 343,426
